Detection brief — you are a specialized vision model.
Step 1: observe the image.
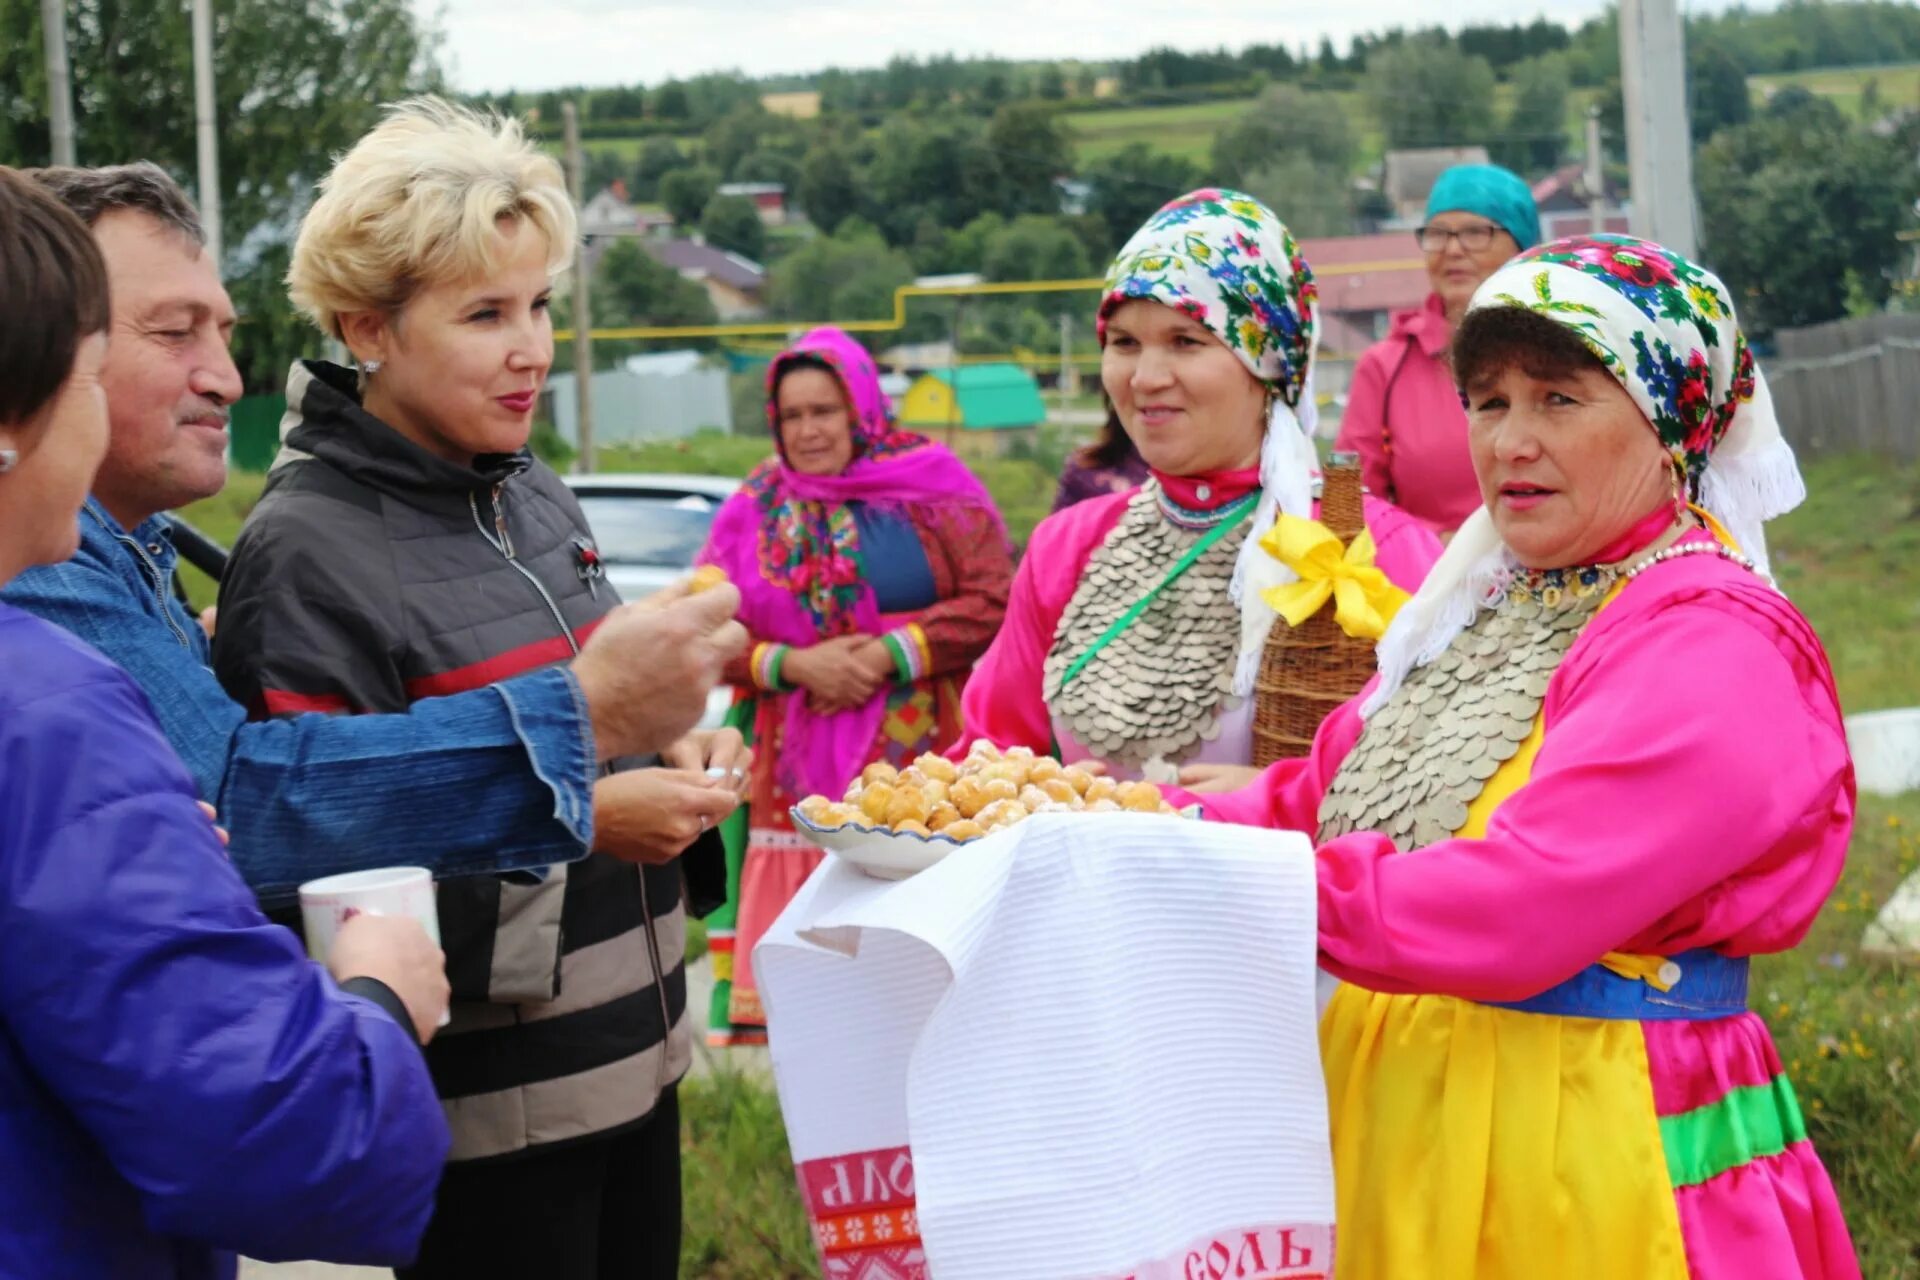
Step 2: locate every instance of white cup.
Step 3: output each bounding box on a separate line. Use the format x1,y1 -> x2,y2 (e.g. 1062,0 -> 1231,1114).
298,865 -> 448,1027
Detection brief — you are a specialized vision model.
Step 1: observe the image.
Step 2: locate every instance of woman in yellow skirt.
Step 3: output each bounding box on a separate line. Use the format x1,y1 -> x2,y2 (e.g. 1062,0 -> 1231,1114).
1196,235 -> 1859,1278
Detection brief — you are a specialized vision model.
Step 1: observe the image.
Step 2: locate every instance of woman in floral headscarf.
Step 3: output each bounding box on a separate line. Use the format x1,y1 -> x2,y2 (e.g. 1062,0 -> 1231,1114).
696,327 -> 1012,1044
1199,235 -> 1859,1278
962,189 -> 1438,788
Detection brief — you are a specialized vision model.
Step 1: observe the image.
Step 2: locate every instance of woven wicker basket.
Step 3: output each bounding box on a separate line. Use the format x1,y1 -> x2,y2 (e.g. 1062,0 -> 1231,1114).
1251,457 -> 1381,766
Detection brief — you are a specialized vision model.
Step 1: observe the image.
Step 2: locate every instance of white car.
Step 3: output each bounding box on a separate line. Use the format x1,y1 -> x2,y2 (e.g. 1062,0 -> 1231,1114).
560,472 -> 742,730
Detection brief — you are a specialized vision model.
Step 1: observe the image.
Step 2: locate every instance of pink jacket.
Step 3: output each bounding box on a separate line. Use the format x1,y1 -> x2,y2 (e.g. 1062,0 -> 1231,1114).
1195,547 -> 1855,1001
1336,294 -> 1483,534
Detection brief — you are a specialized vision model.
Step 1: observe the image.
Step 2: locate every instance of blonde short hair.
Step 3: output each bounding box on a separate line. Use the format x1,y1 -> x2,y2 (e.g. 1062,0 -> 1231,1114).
288,96 -> 577,338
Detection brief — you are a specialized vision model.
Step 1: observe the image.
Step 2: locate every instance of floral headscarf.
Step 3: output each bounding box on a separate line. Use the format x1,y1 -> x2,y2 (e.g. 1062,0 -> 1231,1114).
1096,188 -> 1325,697
1098,188 -> 1318,409
699,326 -> 1002,799
1472,234 -> 1757,488
1363,234 -> 1805,718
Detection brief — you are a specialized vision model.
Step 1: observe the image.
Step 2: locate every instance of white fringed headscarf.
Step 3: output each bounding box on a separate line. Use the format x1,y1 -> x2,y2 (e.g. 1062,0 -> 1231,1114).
1362,235 -> 1806,718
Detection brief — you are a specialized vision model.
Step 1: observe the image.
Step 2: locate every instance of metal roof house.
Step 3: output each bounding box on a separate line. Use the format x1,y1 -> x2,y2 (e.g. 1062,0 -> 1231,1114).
898,364 -> 1047,459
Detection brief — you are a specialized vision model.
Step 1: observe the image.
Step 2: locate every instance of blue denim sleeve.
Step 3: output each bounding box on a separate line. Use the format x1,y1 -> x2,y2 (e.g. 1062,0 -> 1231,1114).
2,558 -> 596,905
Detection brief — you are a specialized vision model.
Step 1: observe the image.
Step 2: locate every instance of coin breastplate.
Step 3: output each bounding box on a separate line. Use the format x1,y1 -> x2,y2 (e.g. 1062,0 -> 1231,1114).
1316,587 -> 1607,849
1043,482 -> 1245,773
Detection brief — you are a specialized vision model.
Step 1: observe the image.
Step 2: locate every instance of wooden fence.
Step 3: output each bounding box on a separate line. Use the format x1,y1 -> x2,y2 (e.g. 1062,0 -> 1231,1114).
1767,313 -> 1920,462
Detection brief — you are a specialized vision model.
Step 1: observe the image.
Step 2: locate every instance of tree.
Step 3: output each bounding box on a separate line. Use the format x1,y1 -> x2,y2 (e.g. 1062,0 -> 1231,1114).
660,165 -> 719,230
633,137 -> 690,200
1364,40 -> 1499,150
767,225 -> 916,329
798,141 -> 861,235
1493,54 -> 1570,174
590,240 -> 717,332
1696,101 -> 1918,334
1082,145 -> 1203,252
1210,84 -> 1355,187
986,103 -> 1075,217
654,82 -> 691,121
733,149 -> 800,191
982,215 -> 1092,283
1038,65 -> 1067,101
2,0 -> 441,390
1686,37 -> 1753,143
700,194 -> 766,261
1243,155 -> 1354,239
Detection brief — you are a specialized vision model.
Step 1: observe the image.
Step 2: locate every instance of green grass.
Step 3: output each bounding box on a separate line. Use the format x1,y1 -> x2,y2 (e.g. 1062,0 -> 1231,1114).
1768,456 -> 1920,712
1063,97 -> 1253,164
680,1067 -> 817,1279
1750,61 -> 1920,120
1757,791 -> 1920,1280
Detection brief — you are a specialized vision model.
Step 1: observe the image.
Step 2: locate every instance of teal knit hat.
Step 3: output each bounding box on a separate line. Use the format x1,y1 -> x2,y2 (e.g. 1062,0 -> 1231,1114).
1425,164 -> 1541,251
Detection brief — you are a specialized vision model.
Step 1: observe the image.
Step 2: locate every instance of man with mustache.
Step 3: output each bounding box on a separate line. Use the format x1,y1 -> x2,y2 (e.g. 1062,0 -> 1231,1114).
2,162 -> 747,904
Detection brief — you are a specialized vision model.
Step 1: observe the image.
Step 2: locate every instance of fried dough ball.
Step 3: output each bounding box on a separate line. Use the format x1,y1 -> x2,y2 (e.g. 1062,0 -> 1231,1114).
686,565 -> 730,594
950,778 -> 991,819
927,802 -> 962,831
861,762 -> 899,788
1038,778 -> 1079,806
893,819 -> 932,838
915,753 -> 959,784
858,783 -> 895,824
885,788 -> 932,828
975,799 -> 1028,830
942,820 -> 987,842
979,777 -> 1019,806
813,802 -> 861,829
1115,781 -> 1165,813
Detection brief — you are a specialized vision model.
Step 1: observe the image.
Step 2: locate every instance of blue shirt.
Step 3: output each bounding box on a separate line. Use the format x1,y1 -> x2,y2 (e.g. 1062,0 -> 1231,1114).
852,502 -> 937,613
1,500 -> 594,904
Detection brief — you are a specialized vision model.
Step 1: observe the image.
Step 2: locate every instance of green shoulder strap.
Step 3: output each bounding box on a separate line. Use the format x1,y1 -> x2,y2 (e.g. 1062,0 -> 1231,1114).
1059,493 -> 1258,691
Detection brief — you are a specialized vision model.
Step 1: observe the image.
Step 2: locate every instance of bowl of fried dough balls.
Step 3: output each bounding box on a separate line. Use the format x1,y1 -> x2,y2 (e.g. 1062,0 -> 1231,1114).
790,741 -> 1184,879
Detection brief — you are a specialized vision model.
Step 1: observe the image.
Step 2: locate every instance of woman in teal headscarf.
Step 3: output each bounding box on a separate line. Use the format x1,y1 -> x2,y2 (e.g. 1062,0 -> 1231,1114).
1336,163 -> 1541,534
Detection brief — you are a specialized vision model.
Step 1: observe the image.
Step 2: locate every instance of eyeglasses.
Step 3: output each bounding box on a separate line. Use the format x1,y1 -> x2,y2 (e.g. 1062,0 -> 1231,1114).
1415,222 -> 1503,254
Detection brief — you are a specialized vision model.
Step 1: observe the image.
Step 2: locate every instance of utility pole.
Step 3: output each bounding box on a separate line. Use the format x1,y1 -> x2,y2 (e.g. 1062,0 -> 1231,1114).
562,100 -> 595,473
1584,106 -> 1607,236
39,0 -> 75,166
1057,311 -> 1073,410
1618,0 -> 1698,257
191,0 -> 221,268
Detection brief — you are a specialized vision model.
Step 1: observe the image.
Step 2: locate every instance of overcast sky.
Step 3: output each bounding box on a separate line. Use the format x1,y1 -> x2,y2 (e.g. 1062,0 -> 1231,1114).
425,0 -> 1737,94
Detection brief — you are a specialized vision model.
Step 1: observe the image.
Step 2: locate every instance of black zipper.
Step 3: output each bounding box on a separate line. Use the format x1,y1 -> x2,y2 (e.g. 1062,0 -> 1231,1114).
467,485 -> 675,1086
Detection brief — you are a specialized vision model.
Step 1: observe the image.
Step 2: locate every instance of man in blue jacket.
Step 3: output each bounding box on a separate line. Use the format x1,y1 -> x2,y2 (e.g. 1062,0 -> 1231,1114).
3,163 -> 746,902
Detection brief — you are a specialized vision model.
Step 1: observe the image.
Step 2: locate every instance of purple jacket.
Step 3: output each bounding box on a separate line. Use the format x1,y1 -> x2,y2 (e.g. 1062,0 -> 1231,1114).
0,602 -> 448,1279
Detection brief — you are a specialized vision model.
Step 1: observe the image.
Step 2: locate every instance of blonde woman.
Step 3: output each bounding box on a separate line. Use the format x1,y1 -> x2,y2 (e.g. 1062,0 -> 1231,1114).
213,98 -> 737,1278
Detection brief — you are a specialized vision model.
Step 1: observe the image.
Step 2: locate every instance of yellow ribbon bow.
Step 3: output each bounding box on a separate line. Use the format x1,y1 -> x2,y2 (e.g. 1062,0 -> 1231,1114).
1258,513 -> 1410,641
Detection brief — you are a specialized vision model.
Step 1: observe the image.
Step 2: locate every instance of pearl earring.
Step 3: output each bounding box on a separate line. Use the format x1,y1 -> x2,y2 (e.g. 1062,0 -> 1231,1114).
0,448 -> 16,473
363,360 -> 382,375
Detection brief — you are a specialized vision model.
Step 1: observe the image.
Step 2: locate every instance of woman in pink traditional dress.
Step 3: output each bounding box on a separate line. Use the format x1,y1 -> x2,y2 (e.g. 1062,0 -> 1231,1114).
1196,235 -> 1859,1278
962,190 -> 1439,791
697,328 -> 1012,1044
